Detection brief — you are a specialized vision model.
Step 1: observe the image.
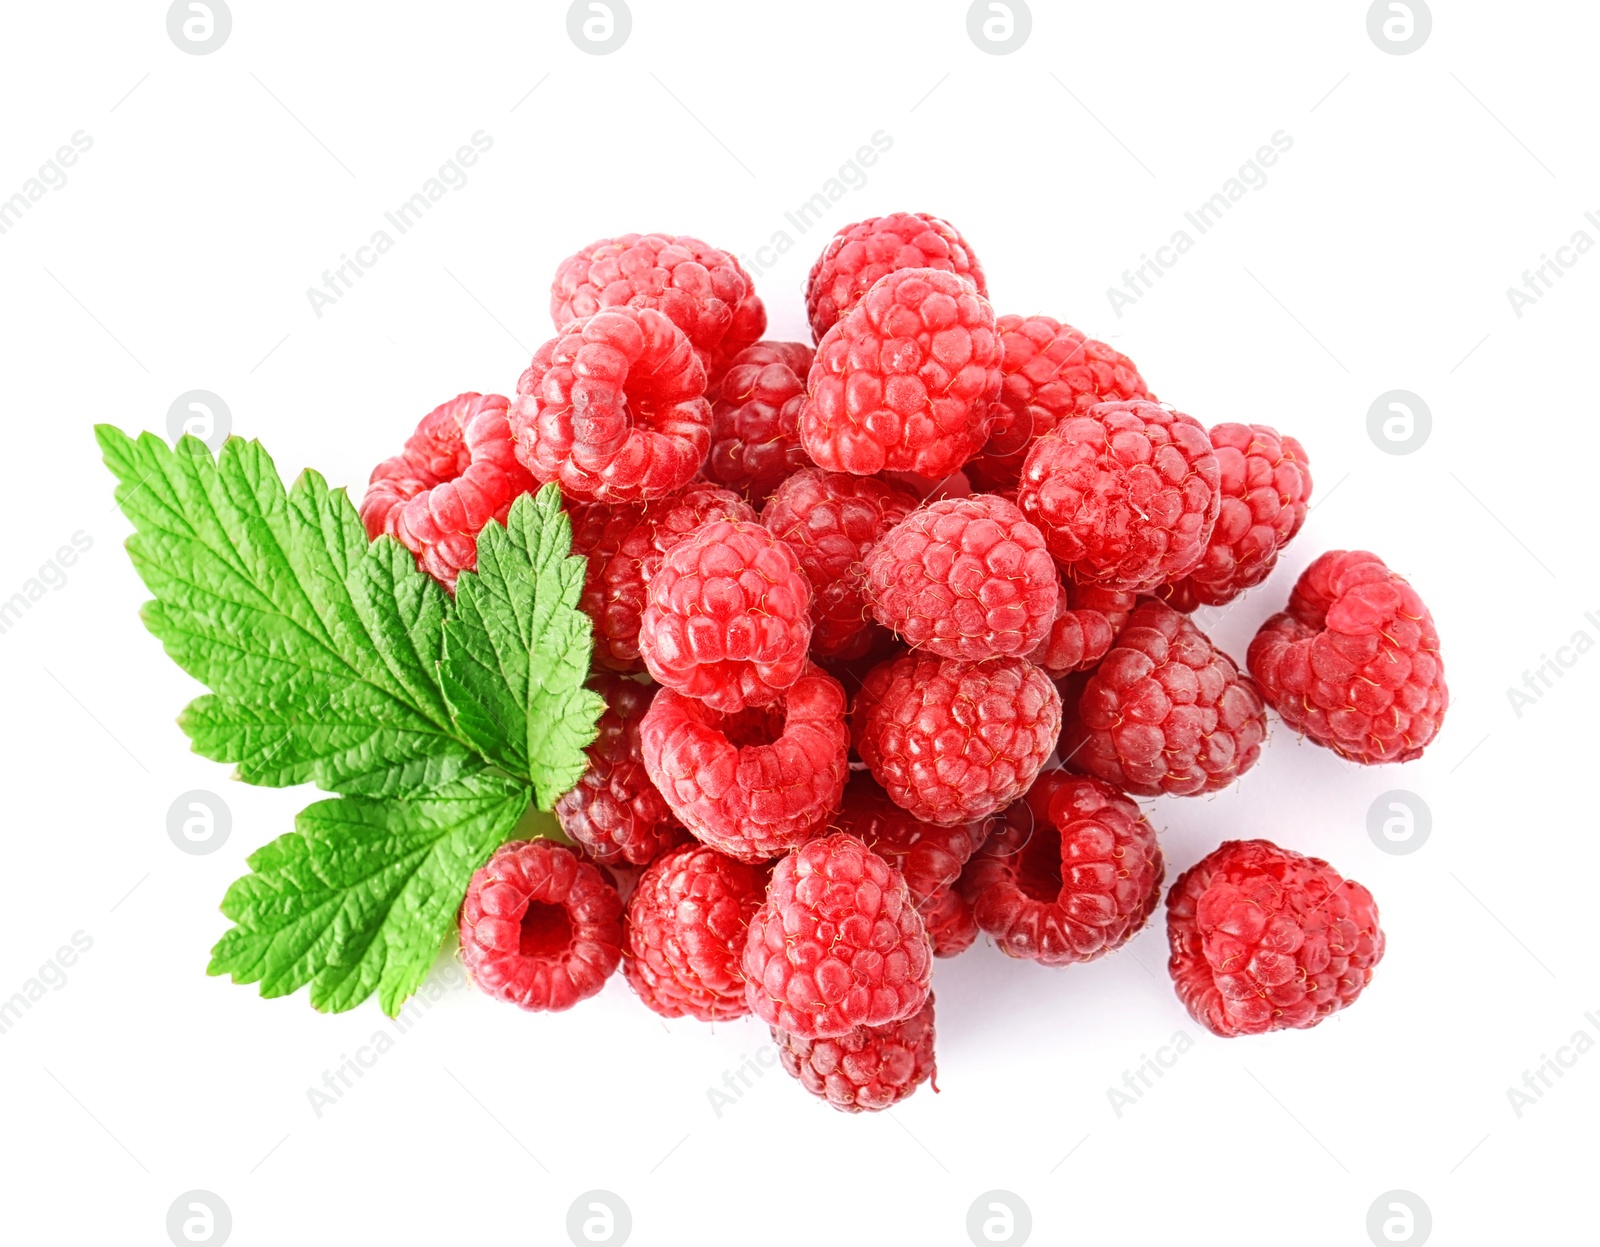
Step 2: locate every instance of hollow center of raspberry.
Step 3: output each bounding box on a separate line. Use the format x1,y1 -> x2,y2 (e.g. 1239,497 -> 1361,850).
719,704 -> 786,749
1015,825 -> 1064,903
518,901 -> 573,958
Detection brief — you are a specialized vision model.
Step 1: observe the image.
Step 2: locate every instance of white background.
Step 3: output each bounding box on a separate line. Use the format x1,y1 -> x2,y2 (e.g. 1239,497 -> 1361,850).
1,2 -> 1595,1244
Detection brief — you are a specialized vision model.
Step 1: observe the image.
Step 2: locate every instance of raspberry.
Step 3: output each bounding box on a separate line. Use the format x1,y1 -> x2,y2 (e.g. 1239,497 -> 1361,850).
831,775 -> 987,905
799,268 -> 1003,479
639,518 -> 813,713
639,667 -> 849,863
852,651 -> 1061,826
706,342 -> 815,504
555,675 -> 686,866
1162,423 -> 1313,611
773,993 -> 938,1112
621,843 -> 768,1021
760,468 -> 919,659
806,212 -> 986,343
920,886 -> 977,958
458,840 -> 623,1012
1061,599 -> 1268,797
568,484 -> 756,671
966,317 -> 1153,491
863,494 -> 1058,661
742,832 -> 932,1039
961,771 -> 1163,966
510,307 -> 712,503
1017,400 -> 1221,593
550,233 -> 766,379
1247,550 -> 1447,765
1027,579 -> 1137,678
1166,839 -> 1385,1037
360,392 -> 535,590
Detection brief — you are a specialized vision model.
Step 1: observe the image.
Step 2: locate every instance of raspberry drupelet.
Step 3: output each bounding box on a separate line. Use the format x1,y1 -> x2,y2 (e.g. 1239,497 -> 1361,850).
705,341 -> 815,504
773,993 -> 939,1112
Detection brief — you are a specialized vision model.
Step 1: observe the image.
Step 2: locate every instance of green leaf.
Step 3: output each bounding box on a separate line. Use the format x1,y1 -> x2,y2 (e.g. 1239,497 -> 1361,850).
207,771 -> 530,1016
440,486 -> 605,809
97,426 -> 471,793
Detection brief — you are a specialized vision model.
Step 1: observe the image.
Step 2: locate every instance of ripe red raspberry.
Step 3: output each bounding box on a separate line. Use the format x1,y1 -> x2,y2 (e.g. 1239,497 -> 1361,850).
360,392 -> 535,590
458,839 -> 622,1012
920,886 -> 977,958
550,233 -> 766,379
760,468 -> 919,659
806,212 -> 986,343
800,268 -> 1002,479
639,667 -> 849,862
832,775 -> 987,905
568,484 -> 755,671
863,494 -> 1058,661
555,675 -> 686,866
773,993 -> 938,1113
742,832 -> 932,1039
510,307 -> 711,503
962,771 -> 1163,966
639,518 -> 812,713
706,342 -> 815,504
1061,599 -> 1267,797
1162,423 -> 1313,611
621,843 -> 768,1021
1167,839 -> 1385,1037
1017,400 -> 1220,592
1027,579 -> 1137,678
966,317 -> 1154,490
852,651 -> 1061,826
1247,550 -> 1446,765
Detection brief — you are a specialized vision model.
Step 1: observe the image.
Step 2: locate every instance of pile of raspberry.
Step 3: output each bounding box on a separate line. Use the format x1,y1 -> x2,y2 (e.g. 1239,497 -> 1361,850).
361,214 -> 1447,1113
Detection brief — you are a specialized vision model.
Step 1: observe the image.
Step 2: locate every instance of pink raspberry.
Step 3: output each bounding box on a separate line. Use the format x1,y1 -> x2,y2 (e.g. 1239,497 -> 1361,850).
1167,839 -> 1385,1037
1061,599 -> 1268,797
967,316 -> 1154,490
510,307 -> 711,503
806,212 -> 987,342
760,468 -> 919,659
458,840 -> 622,1012
360,392 -> 535,590
1027,579 -> 1137,678
961,770 -> 1164,966
567,484 -> 755,672
1017,399 -> 1221,592
800,268 -> 1003,479
863,493 -> 1058,661
705,341 -> 815,504
742,832 -> 932,1039
1247,550 -> 1446,765
550,233 -> 766,380
639,666 -> 849,863
1163,422 -> 1313,611
773,993 -> 939,1113
852,651 -> 1061,826
621,843 -> 768,1021
555,675 -> 686,866
639,518 -> 813,713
